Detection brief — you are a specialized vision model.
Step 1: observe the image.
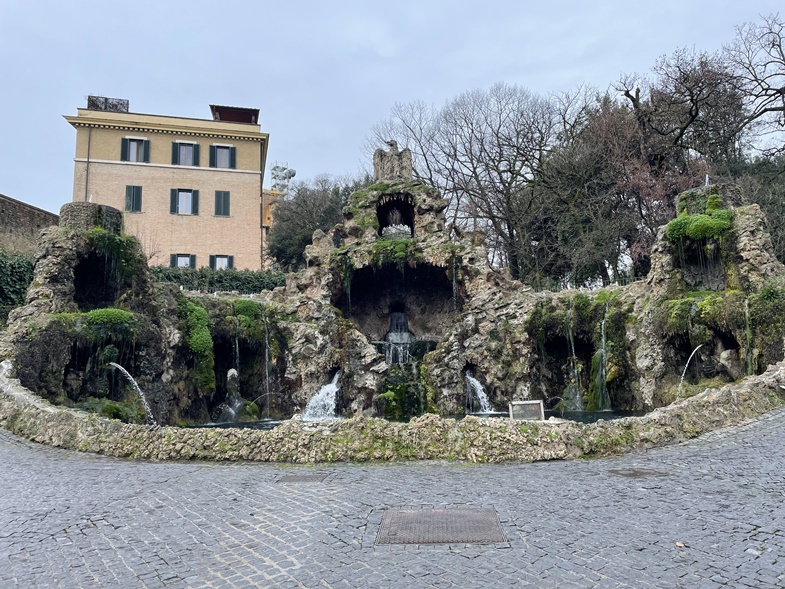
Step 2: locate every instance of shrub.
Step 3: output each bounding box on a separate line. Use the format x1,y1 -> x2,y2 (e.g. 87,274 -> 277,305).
84,308 -> 137,339
665,211 -> 732,242
0,248 -> 34,319
234,299 -> 263,319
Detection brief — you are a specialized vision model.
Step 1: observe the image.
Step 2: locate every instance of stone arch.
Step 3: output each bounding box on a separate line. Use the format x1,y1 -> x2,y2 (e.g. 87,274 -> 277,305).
377,193 -> 415,238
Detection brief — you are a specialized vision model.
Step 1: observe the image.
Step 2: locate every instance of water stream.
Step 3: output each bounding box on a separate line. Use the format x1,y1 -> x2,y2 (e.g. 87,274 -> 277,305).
451,254 -> 458,312
564,296 -> 584,411
262,309 -> 271,417
232,316 -> 240,372
677,344 -> 704,399
108,362 -> 157,425
465,374 -> 495,413
593,300 -> 612,411
302,372 -> 341,421
744,299 -> 755,376
377,311 -> 415,365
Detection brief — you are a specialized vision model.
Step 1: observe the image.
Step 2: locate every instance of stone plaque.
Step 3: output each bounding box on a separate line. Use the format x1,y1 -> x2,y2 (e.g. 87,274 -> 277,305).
509,400 -> 544,421
375,508 -> 506,545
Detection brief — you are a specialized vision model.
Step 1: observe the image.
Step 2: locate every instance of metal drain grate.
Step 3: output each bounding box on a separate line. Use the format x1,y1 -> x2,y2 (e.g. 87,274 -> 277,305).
608,468 -> 666,478
375,508 -> 507,545
276,474 -> 328,483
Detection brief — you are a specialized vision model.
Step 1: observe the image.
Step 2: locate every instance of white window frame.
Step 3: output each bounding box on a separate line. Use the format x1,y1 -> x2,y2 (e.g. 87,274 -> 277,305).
178,190 -> 193,215
178,143 -> 194,166
214,146 -> 231,168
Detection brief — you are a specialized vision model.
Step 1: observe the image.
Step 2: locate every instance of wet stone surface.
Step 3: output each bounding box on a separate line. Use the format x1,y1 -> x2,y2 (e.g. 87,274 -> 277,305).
2,408 -> 785,588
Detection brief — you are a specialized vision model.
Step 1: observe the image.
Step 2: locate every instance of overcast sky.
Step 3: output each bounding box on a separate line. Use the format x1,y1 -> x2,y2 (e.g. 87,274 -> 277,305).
0,1 -> 781,213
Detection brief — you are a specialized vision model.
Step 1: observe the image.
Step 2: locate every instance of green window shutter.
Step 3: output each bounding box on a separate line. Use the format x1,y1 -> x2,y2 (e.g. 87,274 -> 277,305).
227,255 -> 234,269
229,146 -> 237,169
135,186 -> 142,212
125,185 -> 133,211
170,254 -> 177,268
171,142 -> 179,165
142,140 -> 151,163
170,189 -> 178,214
189,254 -> 196,268
215,191 -> 230,215
193,143 -> 200,166
209,145 -> 216,168
121,138 -> 129,161
192,190 -> 199,215
209,255 -> 216,269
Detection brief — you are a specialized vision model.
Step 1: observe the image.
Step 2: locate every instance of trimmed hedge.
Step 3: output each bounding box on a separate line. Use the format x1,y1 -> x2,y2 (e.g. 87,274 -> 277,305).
150,266 -> 285,293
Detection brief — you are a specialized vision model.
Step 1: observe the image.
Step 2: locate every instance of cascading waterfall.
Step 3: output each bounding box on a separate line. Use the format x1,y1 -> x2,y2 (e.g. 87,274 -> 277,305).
593,300 -> 612,411
108,362 -> 157,425
465,374 -> 495,413
564,296 -> 584,411
232,316 -> 240,372
451,254 -> 458,312
302,372 -> 341,421
262,309 -> 271,417
250,308 -> 274,416
379,311 -> 415,365
744,299 -> 755,376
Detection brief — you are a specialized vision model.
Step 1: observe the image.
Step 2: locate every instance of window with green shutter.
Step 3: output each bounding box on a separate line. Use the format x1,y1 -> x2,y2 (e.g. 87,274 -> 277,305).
215,191 -> 230,216
172,142 -> 200,166
170,189 -> 199,215
125,185 -> 142,212
171,254 -> 196,268
210,145 -> 236,169
121,138 -> 150,163
210,255 -> 234,270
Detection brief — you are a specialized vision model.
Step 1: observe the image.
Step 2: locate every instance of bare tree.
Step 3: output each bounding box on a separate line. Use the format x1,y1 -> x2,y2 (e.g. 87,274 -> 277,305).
371,83 -> 559,279
618,47 -> 747,166
725,14 -> 785,153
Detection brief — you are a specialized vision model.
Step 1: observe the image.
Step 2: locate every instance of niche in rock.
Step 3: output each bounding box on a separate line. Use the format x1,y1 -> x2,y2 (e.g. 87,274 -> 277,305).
377,193 -> 415,238
337,263 -> 458,341
62,340 -> 136,403
531,330 -> 596,410
674,238 -> 726,291
73,252 -> 121,311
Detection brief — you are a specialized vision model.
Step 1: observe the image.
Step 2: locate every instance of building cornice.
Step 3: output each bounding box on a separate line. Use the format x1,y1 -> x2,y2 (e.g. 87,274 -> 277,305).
74,158 -> 263,175
64,115 -> 268,143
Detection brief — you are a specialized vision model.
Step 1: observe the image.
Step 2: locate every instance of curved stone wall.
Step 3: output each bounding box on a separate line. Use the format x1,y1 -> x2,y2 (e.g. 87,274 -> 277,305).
59,202 -> 123,234
2,360 -> 784,463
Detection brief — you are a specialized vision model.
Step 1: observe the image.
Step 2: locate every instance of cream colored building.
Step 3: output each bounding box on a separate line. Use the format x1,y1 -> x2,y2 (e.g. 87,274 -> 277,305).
65,97 -> 271,270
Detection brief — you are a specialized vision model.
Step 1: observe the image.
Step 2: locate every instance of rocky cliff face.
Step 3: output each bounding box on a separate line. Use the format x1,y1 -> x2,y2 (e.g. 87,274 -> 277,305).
3,181 -> 785,425
251,180 -> 785,417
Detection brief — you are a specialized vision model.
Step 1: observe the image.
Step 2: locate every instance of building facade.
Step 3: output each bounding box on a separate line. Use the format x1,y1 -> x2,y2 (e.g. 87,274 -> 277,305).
65,98 -> 270,270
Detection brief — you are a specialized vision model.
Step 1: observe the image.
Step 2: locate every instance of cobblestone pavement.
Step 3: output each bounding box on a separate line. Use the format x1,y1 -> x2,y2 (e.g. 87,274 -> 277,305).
2,410 -> 784,588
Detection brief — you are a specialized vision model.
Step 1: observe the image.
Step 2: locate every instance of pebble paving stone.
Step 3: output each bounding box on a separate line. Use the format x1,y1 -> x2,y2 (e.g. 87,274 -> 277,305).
1,408 -> 784,587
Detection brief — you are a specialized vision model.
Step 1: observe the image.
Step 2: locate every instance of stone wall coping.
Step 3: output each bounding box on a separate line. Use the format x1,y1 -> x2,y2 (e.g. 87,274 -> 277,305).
2,359 -> 784,463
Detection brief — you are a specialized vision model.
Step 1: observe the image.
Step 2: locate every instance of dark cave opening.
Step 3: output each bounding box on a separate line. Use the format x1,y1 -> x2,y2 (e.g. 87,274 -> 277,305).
336,263 -> 460,341
73,252 -> 120,311
377,193 -> 415,238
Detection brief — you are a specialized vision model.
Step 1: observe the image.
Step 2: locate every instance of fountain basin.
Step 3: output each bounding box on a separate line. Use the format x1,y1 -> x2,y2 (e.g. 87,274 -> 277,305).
545,410 -> 648,424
